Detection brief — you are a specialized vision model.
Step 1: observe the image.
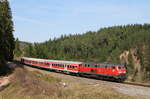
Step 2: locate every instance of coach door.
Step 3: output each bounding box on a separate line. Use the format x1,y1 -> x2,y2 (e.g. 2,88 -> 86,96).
64,64 -> 67,70
49,63 -> 52,68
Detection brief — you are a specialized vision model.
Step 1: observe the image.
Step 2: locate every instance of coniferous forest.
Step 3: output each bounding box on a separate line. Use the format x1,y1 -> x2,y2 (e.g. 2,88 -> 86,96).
23,24 -> 150,82
0,0 -> 15,75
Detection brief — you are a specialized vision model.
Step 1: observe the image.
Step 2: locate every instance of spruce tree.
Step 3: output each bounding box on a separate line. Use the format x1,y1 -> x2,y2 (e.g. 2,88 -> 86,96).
14,38 -> 22,58
0,0 -> 15,61
0,0 -> 15,74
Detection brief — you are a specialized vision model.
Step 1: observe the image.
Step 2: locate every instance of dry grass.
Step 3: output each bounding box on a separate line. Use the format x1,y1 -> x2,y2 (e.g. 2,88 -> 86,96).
56,81 -> 133,99
0,67 -> 62,99
0,68 -> 133,99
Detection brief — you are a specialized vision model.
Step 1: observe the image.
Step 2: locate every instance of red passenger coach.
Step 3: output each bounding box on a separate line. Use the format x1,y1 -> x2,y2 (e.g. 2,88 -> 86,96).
21,57 -> 82,74
21,57 -> 127,82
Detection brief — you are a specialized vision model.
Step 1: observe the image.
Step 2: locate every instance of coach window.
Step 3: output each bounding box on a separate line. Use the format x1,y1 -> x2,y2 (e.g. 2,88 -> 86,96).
112,66 -> 115,69
79,64 -> 82,67
95,65 -> 98,67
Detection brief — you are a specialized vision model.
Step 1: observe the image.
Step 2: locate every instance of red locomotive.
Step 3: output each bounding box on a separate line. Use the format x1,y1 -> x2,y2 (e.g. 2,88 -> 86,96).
21,57 -> 127,82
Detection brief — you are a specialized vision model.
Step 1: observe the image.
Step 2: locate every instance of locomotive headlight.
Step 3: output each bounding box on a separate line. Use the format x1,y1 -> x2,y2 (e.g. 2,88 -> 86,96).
112,70 -> 115,72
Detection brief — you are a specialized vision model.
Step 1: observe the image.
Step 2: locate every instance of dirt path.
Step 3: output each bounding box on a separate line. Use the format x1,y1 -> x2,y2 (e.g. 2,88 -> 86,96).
0,77 -> 10,91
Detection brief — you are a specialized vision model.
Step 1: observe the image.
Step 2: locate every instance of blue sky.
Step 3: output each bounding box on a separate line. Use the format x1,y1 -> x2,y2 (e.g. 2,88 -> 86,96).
9,0 -> 150,42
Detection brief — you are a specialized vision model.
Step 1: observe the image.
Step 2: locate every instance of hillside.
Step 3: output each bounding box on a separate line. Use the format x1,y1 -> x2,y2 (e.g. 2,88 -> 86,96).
0,66 -> 133,99
23,24 -> 150,82
19,41 -> 31,49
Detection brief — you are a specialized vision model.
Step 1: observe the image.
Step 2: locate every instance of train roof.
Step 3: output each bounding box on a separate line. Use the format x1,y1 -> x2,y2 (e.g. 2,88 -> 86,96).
22,57 -> 83,64
22,57 -> 124,66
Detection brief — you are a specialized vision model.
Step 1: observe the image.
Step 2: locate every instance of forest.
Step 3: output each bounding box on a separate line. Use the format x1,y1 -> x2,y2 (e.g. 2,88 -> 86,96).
22,24 -> 150,82
0,0 -> 15,75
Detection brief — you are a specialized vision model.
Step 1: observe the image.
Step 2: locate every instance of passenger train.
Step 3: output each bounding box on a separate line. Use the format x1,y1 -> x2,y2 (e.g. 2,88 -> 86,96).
21,57 -> 127,82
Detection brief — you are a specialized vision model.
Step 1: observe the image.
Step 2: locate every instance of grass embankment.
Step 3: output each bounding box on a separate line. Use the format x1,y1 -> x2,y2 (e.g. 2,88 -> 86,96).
0,67 -> 133,99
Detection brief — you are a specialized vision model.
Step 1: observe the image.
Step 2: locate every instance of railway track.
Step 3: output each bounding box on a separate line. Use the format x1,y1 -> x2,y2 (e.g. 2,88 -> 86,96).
123,81 -> 150,88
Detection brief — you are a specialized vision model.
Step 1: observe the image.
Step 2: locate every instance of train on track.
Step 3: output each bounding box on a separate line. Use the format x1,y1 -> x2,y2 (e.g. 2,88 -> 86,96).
21,57 -> 127,82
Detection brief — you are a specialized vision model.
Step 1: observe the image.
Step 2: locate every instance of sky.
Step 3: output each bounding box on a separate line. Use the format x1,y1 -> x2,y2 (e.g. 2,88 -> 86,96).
9,0 -> 150,43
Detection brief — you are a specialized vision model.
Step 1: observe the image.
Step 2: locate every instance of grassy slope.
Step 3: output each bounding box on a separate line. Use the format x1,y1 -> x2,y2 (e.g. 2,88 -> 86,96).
0,67 -> 133,99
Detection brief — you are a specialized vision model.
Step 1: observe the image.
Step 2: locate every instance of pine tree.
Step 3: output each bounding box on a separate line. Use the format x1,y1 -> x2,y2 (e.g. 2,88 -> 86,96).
14,38 -> 22,57
0,0 -> 15,74
0,0 -> 15,61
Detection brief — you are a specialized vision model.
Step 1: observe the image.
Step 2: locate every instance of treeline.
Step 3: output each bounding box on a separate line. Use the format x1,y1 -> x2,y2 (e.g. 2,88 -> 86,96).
23,24 -> 150,81
0,0 -> 15,75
